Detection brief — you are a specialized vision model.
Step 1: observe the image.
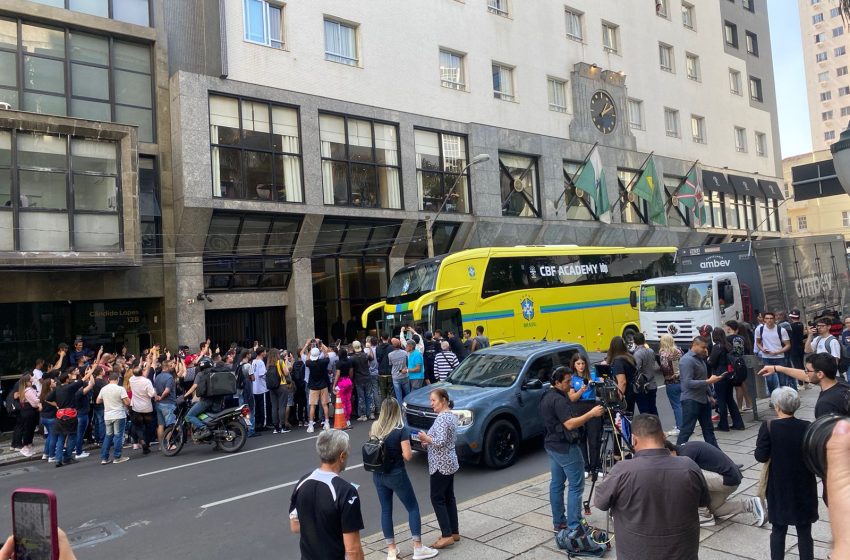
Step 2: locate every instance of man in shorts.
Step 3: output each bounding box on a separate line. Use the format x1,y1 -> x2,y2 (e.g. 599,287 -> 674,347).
306,347 -> 331,433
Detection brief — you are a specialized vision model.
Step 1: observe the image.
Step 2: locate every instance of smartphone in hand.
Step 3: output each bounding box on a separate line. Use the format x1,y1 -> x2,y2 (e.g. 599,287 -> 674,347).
12,488 -> 59,560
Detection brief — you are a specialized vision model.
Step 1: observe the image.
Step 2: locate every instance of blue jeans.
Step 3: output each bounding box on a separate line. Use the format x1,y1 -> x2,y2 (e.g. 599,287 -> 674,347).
156,402 -> 177,427
393,380 -> 411,404
373,467 -> 421,545
665,383 -> 683,429
92,407 -> 105,443
762,357 -> 785,394
356,383 -> 374,417
53,431 -> 74,464
547,445 -> 584,531
187,399 -> 215,430
75,413 -> 89,455
677,399 -> 719,448
41,417 -> 56,457
101,417 -> 126,461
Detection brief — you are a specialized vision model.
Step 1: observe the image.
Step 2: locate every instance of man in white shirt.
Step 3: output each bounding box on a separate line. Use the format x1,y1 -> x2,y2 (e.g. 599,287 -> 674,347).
97,371 -> 130,464
755,311 -> 791,392
252,347 -> 269,431
806,318 -> 842,365
129,368 -> 156,455
31,358 -> 45,395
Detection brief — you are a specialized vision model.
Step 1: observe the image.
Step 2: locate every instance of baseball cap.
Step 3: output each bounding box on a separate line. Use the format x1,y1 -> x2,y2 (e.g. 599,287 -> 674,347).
352,340 -> 362,351
310,347 -> 321,360
789,309 -> 800,319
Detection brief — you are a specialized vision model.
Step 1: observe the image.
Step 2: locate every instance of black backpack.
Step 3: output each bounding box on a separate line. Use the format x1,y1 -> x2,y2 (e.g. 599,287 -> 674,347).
727,353 -> 748,386
362,436 -> 387,472
4,383 -> 21,416
266,361 -> 282,390
201,366 -> 238,398
291,360 -> 306,386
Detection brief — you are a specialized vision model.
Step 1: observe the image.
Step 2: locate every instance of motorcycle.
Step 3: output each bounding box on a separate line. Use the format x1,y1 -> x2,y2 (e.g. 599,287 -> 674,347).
161,400 -> 250,456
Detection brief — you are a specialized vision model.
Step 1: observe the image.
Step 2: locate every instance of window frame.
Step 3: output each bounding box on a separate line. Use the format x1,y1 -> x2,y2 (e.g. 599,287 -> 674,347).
734,126 -> 748,153
690,114 -> 706,144
659,43 -> 674,73
685,52 -> 700,81
439,48 -> 466,91
754,131 -> 767,157
742,0 -> 755,13
664,107 -> 680,138
323,17 -> 359,66
749,76 -> 763,102
797,215 -> 808,231
243,0 -> 285,50
564,7 -> 584,42
547,77 -> 568,113
628,98 -> 644,130
498,152 -> 541,218
414,127 -> 472,214
842,210 -> 850,228
487,0 -> 510,17
656,0 -> 669,18
724,21 -> 739,48
745,31 -> 759,56
15,0 -> 152,26
492,62 -> 516,101
729,68 -> 742,95
681,2 -> 695,30
602,21 -> 619,54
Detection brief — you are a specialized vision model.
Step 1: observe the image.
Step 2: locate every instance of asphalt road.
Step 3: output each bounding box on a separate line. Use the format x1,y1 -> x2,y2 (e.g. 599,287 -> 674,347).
0,371 -> 678,558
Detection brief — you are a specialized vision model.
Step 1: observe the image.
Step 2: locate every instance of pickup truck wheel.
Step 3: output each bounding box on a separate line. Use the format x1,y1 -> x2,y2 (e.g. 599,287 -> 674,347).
623,327 -> 638,352
483,419 -> 519,469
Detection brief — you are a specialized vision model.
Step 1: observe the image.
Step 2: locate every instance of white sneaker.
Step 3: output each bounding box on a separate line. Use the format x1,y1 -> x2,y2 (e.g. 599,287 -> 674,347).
47,457 -> 55,463
699,514 -> 715,527
597,471 -> 605,479
322,421 -> 330,431
750,497 -> 766,527
357,416 -> 367,422
19,447 -> 34,458
386,549 -> 399,560
413,545 -> 439,559
41,454 -> 48,460
75,452 -> 90,459
584,471 -> 589,480
306,422 -> 315,433
667,428 -> 680,437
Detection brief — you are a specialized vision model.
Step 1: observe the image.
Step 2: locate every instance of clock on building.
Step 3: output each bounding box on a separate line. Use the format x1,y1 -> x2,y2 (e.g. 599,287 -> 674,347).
590,90 -> 617,134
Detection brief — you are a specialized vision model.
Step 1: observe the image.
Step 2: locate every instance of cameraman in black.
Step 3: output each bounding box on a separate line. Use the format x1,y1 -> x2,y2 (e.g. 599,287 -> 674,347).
540,367 -> 604,534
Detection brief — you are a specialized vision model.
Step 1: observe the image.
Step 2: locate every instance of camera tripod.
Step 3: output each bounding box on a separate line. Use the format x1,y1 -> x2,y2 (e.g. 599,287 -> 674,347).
581,406 -> 634,548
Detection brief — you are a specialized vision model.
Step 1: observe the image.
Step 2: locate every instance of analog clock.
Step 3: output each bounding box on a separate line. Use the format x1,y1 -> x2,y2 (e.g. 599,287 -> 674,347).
590,91 -> 617,134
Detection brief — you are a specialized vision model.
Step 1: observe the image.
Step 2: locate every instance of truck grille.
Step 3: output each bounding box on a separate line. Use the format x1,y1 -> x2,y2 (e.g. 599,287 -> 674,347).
655,320 -> 697,343
405,404 -> 437,431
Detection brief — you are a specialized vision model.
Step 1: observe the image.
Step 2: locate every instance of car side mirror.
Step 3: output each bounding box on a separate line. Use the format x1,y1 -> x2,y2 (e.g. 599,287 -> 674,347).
523,378 -> 543,390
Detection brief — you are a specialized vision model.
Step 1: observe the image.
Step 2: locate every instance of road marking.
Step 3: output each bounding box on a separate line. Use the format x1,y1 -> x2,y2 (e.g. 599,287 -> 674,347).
137,434 -> 320,478
200,463 -> 365,509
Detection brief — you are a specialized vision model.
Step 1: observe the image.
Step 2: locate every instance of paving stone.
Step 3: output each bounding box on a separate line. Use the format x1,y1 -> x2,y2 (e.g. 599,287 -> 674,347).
511,511 -> 553,531
484,525 -> 553,555
470,493 -> 549,520
421,539 -> 513,560
703,523 -> 795,559
451,509 -> 512,540
477,522 -> 519,543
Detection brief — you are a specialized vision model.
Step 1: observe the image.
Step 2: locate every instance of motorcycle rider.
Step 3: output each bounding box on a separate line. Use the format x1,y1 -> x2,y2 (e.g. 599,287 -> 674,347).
181,357 -> 224,440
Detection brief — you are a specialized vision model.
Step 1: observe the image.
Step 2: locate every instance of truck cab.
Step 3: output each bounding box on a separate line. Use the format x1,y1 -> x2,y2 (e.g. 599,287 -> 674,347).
636,272 -> 742,348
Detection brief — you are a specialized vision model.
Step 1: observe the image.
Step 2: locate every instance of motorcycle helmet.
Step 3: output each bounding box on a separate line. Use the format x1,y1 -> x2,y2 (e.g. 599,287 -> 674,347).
196,357 -> 214,371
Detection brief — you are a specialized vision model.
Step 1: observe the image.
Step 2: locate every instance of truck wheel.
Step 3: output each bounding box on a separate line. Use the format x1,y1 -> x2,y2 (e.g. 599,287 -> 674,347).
483,419 -> 519,469
623,327 -> 639,352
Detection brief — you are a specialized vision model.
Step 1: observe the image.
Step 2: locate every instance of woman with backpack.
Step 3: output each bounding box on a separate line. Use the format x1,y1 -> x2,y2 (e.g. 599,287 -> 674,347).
266,349 -> 293,434
368,398 -> 438,560
726,320 -> 755,412
12,373 -> 41,457
659,334 -> 684,437
606,336 -> 637,414
709,327 -> 745,431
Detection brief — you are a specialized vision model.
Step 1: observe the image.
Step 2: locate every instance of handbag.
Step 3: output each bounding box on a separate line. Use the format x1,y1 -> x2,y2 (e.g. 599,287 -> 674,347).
56,407 -> 78,420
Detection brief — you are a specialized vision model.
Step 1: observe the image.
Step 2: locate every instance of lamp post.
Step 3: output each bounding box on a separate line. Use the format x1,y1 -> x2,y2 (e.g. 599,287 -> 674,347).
830,121 -> 850,196
425,153 -> 490,257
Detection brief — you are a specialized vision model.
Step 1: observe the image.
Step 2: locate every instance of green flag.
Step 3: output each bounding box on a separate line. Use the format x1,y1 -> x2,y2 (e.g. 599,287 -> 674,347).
631,155 -> 667,226
574,145 -> 610,222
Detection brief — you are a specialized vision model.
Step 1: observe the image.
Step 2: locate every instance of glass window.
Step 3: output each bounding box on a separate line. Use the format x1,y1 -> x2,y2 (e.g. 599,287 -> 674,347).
439,49 -> 465,90
69,32 -> 109,65
663,176 -> 689,227
114,70 -> 152,107
547,78 -> 568,112
686,53 -> 700,80
492,63 -> 515,101
0,18 -> 16,50
724,21 -> 738,48
749,76 -> 763,101
487,0 -> 509,16
659,43 -> 674,72
682,2 -> 695,29
563,160 -> 596,221
23,93 -> 66,115
499,153 -> 539,217
21,24 -> 65,58
628,98 -> 643,130
113,0 -> 150,26
113,41 -> 150,73
24,56 -> 65,94
70,93 -> 111,120
0,52 -> 16,88
70,0 -> 109,17
746,31 -> 759,56
244,0 -> 284,49
735,126 -> 747,152
602,22 -> 619,53
691,115 -> 706,143
324,19 -> 358,65
71,64 -> 109,100
565,8 -> 583,40
415,129 -> 470,213
664,108 -> 680,137
729,69 -> 742,94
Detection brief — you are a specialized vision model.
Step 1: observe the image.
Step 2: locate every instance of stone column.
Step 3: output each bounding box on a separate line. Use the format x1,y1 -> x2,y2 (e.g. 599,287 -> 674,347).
285,257 -> 315,347
176,257 -> 206,346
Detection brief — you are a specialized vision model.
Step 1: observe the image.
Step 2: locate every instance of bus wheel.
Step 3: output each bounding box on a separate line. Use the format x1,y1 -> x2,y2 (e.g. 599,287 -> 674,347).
623,327 -> 639,352
483,419 -> 519,469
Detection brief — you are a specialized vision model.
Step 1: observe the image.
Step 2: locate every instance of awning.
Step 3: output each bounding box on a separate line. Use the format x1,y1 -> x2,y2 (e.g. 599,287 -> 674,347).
791,159 -> 845,201
701,170 -> 735,194
727,174 -> 761,198
758,179 -> 784,200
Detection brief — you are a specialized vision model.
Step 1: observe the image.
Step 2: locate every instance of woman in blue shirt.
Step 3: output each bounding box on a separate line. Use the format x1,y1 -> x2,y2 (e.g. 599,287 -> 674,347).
568,354 -> 604,479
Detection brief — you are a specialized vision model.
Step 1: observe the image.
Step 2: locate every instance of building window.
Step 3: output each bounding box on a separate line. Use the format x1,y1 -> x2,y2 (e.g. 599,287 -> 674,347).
797,216 -> 808,231
819,71 -> 830,81
691,115 -> 706,144
319,114 -> 401,209
664,107 -> 680,138
834,26 -> 844,37
823,110 -> 834,121
628,98 -> 644,130
659,43 -> 674,72
836,46 -> 847,57
838,66 -> 848,76
562,160 -> 597,221
743,0 -> 755,11
813,13 -> 824,23
815,32 -> 826,43
745,31 -> 759,56
686,53 -> 700,80
825,130 -> 836,140
755,132 -> 767,156
324,18 -> 358,66
0,129 -> 120,252
817,51 -> 829,62
139,156 -> 160,256
734,126 -> 747,152
602,22 -> 619,53
565,7 -> 584,41
724,21 -> 738,48
841,106 -> 850,116
749,76 -> 763,101
492,62 -> 515,101
27,0 -> 150,26
821,90 -> 833,101
499,153 -> 540,217
209,95 -> 303,203
841,86 -> 850,96
831,7 -> 841,17
682,2 -> 695,29
243,0 -> 284,49
439,49 -> 466,90
843,210 -> 850,228
656,0 -> 669,18
0,22 -> 155,142
729,69 -> 742,95
415,129 -> 471,213
547,77 -> 568,112
487,0 -> 509,16
785,217 -> 792,232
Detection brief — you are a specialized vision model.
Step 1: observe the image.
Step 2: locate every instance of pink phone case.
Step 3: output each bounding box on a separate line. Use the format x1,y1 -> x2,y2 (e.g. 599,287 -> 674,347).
12,488 -> 59,560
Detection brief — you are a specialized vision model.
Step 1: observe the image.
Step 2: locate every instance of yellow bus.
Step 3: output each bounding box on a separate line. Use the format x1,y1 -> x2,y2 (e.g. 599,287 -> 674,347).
361,245 -> 677,352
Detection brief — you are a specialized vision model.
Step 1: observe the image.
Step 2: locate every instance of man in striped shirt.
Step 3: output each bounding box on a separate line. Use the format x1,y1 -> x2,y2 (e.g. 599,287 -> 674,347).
433,341 -> 459,382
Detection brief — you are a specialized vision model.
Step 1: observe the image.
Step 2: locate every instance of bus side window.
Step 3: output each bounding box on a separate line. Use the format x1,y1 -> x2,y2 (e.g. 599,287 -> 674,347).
436,308 -> 462,337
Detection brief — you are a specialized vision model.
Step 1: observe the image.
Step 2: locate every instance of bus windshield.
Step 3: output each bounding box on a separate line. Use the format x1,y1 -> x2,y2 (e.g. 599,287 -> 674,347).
387,262 -> 439,303
447,353 -> 526,387
640,281 -> 714,312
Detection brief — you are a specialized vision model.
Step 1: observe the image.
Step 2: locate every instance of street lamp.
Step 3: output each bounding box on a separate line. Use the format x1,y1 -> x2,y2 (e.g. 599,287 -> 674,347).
425,153 -> 490,257
830,121 -> 850,196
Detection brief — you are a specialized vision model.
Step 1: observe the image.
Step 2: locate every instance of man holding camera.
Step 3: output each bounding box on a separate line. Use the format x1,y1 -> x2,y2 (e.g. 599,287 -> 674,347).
540,367 -> 605,534
759,353 -> 850,418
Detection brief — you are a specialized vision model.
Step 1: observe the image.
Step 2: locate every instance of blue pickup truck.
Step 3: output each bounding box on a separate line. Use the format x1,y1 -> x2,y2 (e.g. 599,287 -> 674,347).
403,341 -> 589,469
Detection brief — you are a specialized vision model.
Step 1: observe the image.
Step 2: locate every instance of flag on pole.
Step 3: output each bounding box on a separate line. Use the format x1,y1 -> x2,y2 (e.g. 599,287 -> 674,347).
574,145 -> 610,223
676,164 -> 707,226
630,155 -> 667,226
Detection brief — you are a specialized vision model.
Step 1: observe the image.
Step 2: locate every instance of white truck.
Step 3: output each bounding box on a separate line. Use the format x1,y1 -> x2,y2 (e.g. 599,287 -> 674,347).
635,235 -> 850,348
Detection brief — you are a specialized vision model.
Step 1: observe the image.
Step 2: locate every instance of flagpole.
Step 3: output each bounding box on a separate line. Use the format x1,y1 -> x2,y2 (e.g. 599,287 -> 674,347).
668,159 -> 700,208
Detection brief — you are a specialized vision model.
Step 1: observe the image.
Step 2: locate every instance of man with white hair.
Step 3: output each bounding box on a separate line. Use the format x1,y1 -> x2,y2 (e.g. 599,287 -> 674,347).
290,429 -> 364,560
433,341 -> 459,382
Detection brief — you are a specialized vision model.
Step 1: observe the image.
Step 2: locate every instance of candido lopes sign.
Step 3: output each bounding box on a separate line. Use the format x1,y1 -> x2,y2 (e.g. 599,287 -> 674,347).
532,262 -> 609,277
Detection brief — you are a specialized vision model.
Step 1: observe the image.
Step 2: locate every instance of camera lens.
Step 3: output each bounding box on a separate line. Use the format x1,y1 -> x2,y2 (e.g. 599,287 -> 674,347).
803,413 -> 846,479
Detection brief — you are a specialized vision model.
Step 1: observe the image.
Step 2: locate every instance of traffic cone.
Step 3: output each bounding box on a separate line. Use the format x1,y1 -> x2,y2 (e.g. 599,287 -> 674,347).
333,394 -> 348,430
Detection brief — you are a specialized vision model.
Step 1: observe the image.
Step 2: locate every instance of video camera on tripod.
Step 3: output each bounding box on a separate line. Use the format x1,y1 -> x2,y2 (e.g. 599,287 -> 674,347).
587,363 -> 623,411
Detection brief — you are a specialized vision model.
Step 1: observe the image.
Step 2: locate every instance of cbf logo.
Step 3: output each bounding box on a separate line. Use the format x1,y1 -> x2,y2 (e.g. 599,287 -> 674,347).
521,296 -> 535,321
468,266 -> 476,279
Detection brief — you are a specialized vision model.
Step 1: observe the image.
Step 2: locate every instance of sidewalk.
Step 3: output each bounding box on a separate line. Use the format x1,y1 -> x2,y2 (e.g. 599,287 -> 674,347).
361,387 -> 832,560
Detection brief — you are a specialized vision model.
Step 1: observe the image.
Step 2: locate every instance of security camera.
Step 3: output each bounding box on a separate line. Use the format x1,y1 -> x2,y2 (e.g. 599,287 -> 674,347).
204,295 -> 213,303
196,292 -> 213,303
